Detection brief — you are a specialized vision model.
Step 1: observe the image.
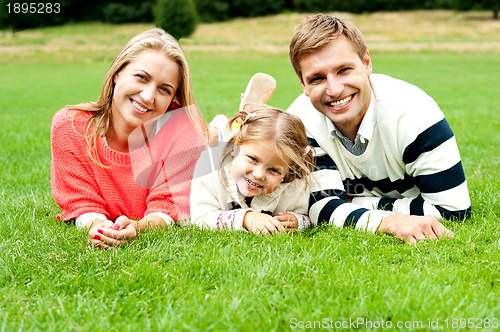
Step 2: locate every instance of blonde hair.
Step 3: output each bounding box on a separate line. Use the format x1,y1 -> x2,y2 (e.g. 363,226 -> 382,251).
289,14 -> 368,83
64,28 -> 209,166
220,107 -> 315,186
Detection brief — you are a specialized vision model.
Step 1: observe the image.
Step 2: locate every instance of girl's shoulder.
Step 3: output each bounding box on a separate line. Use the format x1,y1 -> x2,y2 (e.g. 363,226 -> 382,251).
270,178 -> 308,198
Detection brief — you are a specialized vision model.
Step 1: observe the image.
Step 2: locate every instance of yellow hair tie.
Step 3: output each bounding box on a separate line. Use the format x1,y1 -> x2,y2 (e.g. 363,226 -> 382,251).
232,121 -> 241,131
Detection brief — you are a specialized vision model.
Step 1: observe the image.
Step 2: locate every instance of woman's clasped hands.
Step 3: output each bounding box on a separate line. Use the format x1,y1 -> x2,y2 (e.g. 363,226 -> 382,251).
88,216 -> 138,249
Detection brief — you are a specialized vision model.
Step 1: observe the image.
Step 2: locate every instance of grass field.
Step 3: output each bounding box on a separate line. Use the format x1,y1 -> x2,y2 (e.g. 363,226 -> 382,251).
1,10 -> 500,331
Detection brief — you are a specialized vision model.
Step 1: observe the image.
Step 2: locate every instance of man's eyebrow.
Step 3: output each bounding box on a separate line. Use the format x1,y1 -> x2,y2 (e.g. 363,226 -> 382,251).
304,60 -> 356,81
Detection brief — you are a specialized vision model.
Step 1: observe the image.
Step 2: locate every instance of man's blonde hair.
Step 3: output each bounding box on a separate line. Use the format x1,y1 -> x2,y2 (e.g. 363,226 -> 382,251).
289,14 -> 368,83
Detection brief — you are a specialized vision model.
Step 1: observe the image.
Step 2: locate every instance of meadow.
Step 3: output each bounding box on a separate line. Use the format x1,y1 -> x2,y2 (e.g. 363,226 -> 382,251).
0,10 -> 500,331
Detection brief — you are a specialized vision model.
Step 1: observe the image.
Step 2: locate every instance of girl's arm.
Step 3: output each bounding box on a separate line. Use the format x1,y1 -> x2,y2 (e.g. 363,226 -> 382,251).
274,212 -> 312,232
190,169 -> 253,231
274,179 -> 313,231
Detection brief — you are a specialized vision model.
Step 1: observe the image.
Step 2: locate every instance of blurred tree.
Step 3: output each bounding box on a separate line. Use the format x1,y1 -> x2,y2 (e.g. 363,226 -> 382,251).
102,1 -> 154,23
230,0 -> 285,17
452,0 -> 499,19
1,1 -> 9,29
154,0 -> 198,40
2,0 -> 69,31
194,0 -> 230,22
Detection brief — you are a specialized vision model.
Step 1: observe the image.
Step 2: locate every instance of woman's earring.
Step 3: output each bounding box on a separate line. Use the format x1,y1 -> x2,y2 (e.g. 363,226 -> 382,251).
169,100 -> 181,110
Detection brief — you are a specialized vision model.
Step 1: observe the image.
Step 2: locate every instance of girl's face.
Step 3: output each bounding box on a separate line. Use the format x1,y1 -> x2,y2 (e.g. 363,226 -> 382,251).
111,50 -> 179,135
230,139 -> 290,198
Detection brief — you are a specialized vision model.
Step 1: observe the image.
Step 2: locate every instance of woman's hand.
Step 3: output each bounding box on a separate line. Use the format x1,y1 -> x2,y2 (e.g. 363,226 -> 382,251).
88,215 -> 170,249
88,216 -> 138,249
87,219 -> 115,249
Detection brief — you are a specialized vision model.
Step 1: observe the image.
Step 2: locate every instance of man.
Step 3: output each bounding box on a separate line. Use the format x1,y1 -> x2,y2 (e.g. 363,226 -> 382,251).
287,14 -> 471,243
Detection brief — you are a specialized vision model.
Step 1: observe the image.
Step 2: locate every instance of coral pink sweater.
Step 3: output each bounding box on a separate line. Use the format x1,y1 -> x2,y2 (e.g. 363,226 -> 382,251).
51,109 -> 205,222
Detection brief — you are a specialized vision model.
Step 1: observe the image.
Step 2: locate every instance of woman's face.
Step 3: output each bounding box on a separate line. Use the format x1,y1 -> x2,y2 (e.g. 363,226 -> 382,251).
111,50 -> 179,135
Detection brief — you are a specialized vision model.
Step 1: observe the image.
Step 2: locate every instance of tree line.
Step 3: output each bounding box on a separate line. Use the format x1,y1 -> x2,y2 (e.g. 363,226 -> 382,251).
1,0 -> 498,38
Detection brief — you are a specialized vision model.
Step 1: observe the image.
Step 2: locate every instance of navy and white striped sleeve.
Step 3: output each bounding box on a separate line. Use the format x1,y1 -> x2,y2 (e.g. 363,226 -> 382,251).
351,118 -> 471,220
401,118 -> 471,219
308,137 -> 391,232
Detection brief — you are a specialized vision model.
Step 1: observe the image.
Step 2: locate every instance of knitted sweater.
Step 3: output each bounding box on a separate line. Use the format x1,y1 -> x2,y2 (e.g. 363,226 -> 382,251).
288,73 -> 471,232
190,162 -> 311,231
51,108 -> 205,223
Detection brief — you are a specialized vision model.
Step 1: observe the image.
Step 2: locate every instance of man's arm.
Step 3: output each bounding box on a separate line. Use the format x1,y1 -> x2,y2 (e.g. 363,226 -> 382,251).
308,138 -> 454,243
349,117 -> 471,221
308,139 -> 391,232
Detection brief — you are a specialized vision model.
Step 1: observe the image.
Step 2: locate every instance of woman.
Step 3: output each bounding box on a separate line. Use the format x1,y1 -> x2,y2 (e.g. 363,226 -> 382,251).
51,28 -> 210,248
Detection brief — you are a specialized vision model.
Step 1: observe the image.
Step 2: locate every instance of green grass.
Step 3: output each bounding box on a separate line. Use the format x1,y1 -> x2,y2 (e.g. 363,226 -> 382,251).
1,12 -> 500,331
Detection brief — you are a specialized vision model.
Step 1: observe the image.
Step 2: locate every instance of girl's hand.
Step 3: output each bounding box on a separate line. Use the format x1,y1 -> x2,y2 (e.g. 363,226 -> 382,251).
243,211 -> 285,235
274,212 -> 298,232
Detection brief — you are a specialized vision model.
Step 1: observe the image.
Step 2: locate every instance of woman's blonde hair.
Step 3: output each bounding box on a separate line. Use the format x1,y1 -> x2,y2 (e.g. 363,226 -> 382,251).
220,107 -> 315,186
289,14 -> 368,83
65,28 -> 208,165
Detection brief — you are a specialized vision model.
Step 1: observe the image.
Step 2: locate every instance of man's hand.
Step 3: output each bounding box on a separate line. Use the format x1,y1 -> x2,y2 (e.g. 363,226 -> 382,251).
378,213 -> 454,244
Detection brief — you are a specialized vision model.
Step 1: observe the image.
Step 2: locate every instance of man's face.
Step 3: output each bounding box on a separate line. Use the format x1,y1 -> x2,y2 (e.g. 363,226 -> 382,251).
299,35 -> 372,138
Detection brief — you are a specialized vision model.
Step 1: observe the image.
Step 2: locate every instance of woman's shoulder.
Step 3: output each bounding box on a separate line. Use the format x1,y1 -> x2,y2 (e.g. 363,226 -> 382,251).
52,107 -> 90,124
154,109 -> 207,147
51,107 -> 94,144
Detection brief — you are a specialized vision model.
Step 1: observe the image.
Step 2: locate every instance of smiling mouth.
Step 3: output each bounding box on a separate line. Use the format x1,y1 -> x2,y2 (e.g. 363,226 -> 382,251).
131,99 -> 151,113
327,94 -> 353,108
245,177 -> 263,189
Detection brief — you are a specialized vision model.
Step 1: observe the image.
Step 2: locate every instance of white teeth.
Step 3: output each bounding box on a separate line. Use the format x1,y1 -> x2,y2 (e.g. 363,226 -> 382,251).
329,95 -> 352,108
132,100 -> 149,113
246,178 -> 263,188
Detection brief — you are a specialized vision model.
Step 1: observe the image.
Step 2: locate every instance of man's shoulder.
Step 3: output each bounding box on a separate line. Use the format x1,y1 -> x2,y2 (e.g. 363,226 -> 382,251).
287,93 -> 327,131
287,93 -> 313,116
371,73 -> 435,106
371,73 -> 443,122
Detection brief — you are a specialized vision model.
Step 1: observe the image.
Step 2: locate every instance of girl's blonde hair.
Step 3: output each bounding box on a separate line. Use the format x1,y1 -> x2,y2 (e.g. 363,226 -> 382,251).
220,107 -> 315,186
64,28 -> 209,165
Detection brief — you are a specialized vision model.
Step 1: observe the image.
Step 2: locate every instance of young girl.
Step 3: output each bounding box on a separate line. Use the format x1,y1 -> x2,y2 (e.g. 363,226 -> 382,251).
190,107 -> 315,234
51,28 -> 210,249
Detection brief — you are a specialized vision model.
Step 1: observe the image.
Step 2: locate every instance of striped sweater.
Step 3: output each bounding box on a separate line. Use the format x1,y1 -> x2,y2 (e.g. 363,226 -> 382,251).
288,73 -> 471,232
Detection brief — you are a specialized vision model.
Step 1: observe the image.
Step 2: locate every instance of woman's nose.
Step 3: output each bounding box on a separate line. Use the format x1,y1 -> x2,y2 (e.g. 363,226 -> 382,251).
140,84 -> 155,105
